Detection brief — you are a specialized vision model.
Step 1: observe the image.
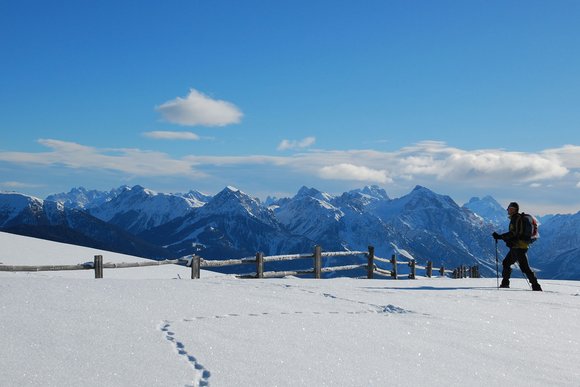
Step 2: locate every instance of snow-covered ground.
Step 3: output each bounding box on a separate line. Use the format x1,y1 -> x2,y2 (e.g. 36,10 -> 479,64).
1,231 -> 579,386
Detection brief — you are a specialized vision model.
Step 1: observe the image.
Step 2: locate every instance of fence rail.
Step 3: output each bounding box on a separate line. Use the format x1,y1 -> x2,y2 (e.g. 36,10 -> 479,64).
0,245 -> 480,280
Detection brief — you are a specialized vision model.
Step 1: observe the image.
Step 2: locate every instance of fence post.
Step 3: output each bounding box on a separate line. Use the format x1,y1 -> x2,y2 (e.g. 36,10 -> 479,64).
391,254 -> 398,279
191,255 -> 200,279
314,245 -> 322,279
439,265 -> 445,277
426,261 -> 433,278
256,252 -> 264,278
409,259 -> 416,279
367,246 -> 374,279
94,255 -> 103,279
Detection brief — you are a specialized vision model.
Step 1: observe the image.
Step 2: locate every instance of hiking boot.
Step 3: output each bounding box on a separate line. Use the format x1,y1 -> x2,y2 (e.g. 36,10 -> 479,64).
532,283 -> 542,291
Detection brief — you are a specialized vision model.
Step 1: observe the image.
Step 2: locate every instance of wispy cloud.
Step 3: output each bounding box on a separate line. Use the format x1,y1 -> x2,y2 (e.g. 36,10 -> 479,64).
319,164 -> 391,183
0,139 -> 204,178
1,139 -> 579,191
277,136 -> 316,151
155,88 -> 243,127
393,141 -> 569,183
184,142 -> 575,188
0,181 -> 42,189
143,131 -> 200,141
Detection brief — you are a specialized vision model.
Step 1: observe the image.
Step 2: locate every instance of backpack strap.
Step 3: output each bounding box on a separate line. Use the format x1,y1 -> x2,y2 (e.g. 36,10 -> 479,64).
514,213 -> 524,238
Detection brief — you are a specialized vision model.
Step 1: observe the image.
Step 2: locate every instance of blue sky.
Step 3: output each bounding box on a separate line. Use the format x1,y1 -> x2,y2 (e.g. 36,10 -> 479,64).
1,0 -> 579,214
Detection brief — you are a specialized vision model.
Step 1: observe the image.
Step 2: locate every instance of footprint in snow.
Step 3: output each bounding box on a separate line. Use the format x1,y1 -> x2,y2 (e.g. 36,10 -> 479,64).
159,320 -> 211,386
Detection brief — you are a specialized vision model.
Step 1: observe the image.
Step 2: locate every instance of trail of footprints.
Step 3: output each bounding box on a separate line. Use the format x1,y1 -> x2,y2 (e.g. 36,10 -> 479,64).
159,287 -> 412,386
159,321 -> 211,387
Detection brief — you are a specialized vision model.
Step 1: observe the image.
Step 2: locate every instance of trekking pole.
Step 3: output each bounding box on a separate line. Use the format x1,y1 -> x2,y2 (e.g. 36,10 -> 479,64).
495,239 -> 499,289
515,262 -> 532,289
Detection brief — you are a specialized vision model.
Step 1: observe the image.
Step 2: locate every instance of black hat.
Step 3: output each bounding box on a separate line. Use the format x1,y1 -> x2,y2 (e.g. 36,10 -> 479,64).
508,202 -> 519,211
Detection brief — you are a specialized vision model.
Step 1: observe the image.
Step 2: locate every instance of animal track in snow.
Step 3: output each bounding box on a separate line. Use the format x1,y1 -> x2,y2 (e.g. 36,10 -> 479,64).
158,287 -> 413,386
270,283 -> 415,315
181,306 -> 411,323
159,320 -> 211,387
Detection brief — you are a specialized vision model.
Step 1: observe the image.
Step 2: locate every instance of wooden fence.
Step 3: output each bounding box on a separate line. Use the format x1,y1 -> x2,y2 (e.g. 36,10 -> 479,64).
0,245 -> 480,280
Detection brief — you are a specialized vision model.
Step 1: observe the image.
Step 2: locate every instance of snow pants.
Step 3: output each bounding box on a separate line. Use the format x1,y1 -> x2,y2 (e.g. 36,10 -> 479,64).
501,248 -> 539,286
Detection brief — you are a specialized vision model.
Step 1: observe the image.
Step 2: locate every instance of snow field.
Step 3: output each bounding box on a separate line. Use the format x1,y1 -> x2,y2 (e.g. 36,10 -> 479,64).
1,232 -> 579,386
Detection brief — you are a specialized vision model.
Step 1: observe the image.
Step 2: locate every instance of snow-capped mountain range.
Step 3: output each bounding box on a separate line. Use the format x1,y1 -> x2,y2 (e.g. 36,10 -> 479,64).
2,185 -> 579,279
0,190 -> 171,258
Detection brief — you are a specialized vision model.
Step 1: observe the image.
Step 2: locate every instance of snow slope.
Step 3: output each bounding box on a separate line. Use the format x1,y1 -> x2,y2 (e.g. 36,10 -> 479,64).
1,232 -> 579,386
0,231 -> 212,280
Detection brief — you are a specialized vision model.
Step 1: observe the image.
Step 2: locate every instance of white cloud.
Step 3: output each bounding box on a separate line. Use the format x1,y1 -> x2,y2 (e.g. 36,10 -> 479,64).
319,164 -> 391,183
1,139 -> 579,197
542,145 -> 580,168
394,141 -> 569,183
277,137 -> 316,151
0,139 -> 204,178
178,143 -> 574,187
155,88 -> 243,127
0,181 -> 42,189
143,131 -> 200,141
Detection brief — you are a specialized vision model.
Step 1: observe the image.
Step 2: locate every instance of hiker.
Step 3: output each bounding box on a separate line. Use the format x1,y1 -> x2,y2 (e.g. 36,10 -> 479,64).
492,202 -> 542,291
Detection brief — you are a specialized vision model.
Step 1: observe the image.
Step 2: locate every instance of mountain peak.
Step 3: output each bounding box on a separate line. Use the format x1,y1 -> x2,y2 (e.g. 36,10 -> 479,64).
69,187 -> 88,194
295,186 -> 334,202
356,185 -> 390,200
467,195 -> 497,204
296,186 -> 319,197
198,186 -> 277,227
46,186 -> 125,210
129,185 -> 156,196
463,195 -> 506,226
381,185 -> 459,216
411,185 -> 432,194
207,186 -> 261,211
404,185 -> 442,202
182,190 -> 212,204
214,186 -> 246,200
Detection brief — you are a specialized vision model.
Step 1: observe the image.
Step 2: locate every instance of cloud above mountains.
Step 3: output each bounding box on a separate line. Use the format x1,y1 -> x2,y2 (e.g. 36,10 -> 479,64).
319,164 -> 391,183
142,131 -> 200,141
393,141 -> 569,183
1,140 -> 576,190
2,138 -> 579,213
0,139 -> 204,178
277,137 -> 316,151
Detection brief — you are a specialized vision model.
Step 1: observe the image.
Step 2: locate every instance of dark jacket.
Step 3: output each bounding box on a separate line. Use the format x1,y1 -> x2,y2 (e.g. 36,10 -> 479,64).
500,213 -> 529,249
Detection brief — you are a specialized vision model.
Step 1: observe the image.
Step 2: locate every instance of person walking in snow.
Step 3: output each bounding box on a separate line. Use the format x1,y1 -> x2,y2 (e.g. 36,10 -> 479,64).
492,202 -> 542,291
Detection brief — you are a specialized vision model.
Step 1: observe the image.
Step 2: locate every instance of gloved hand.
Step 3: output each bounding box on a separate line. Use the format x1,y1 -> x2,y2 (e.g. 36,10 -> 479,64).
492,232 -> 501,240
